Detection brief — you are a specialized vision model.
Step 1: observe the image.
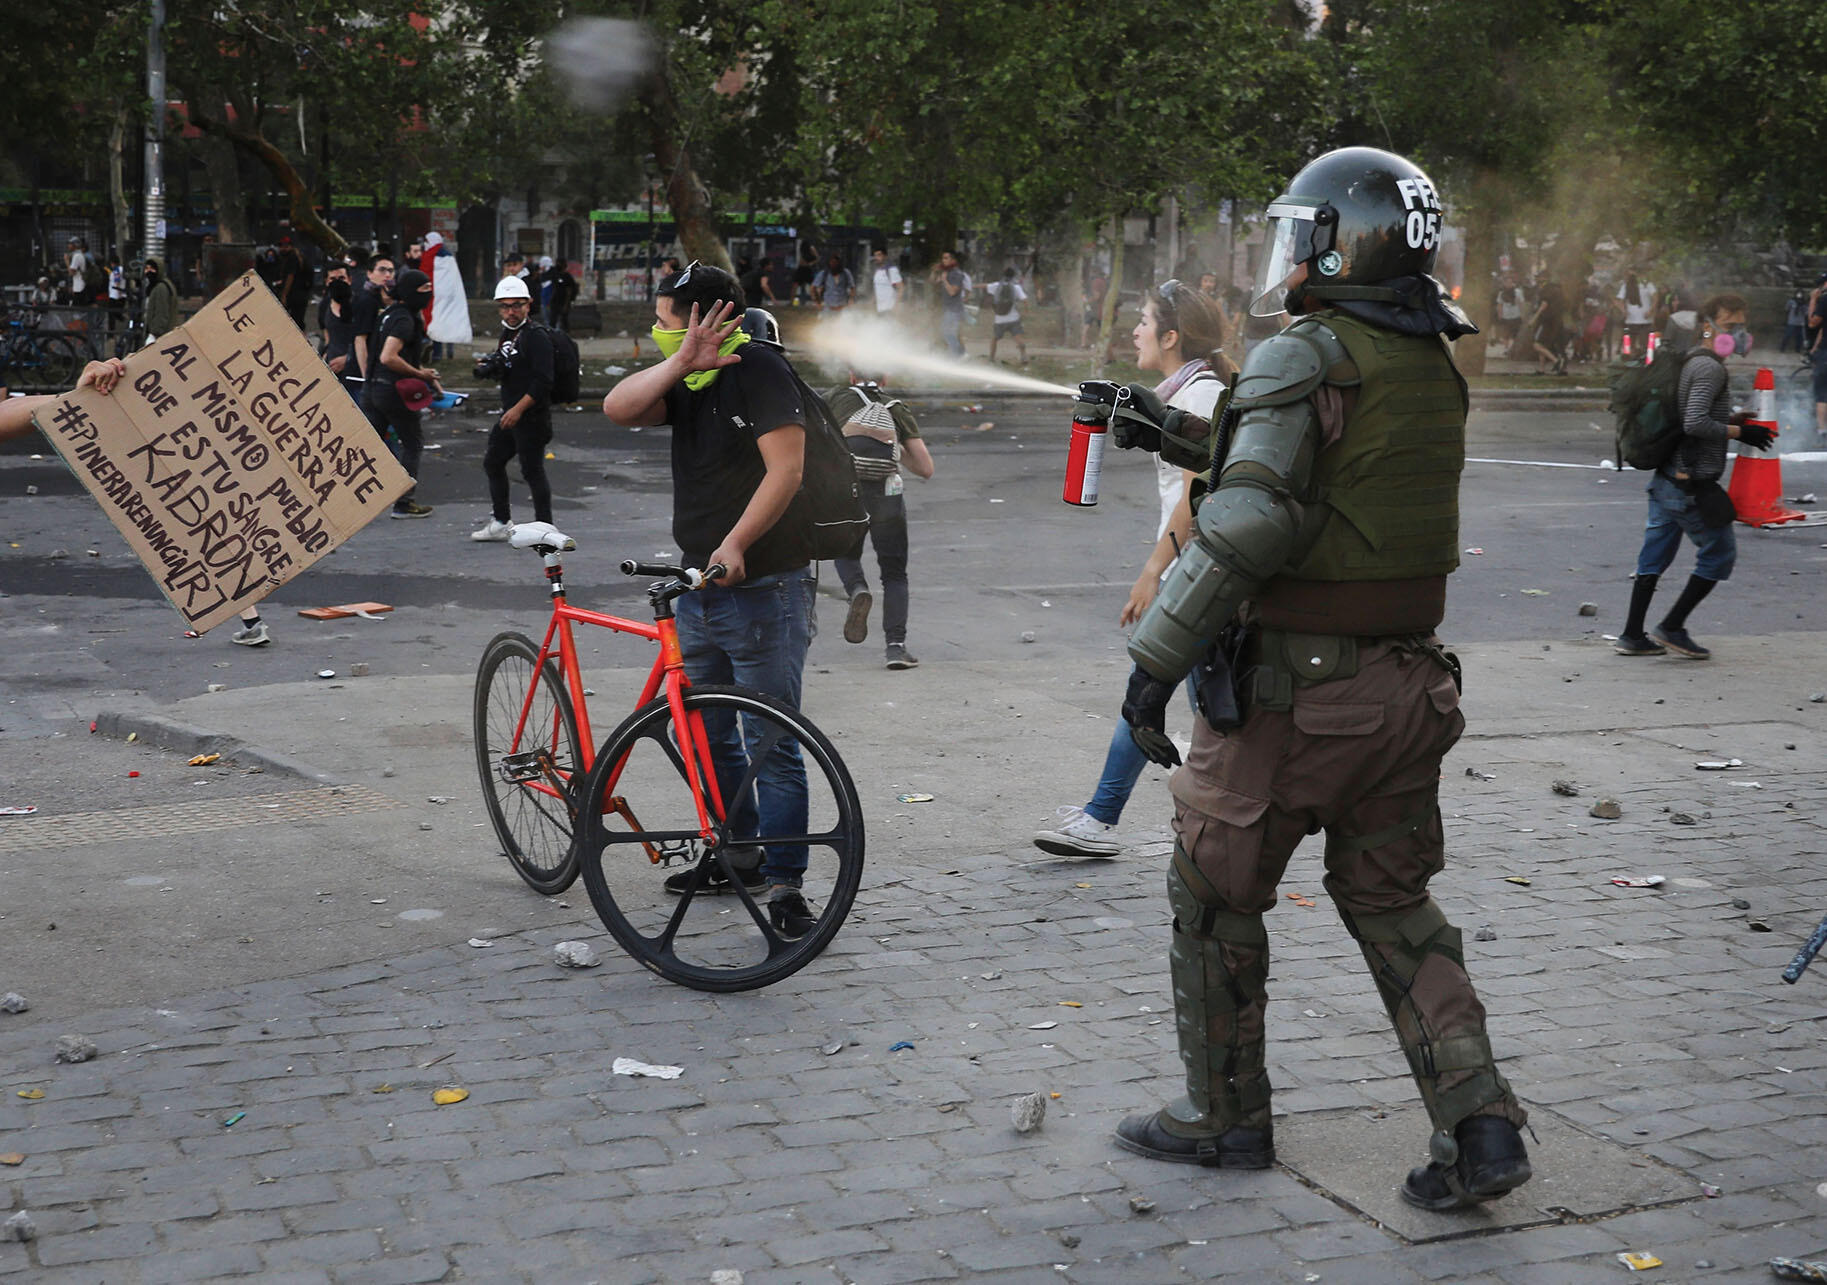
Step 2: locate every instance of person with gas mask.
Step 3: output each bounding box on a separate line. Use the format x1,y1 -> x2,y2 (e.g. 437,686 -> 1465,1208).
1084,148 -> 1531,1211
470,276 -> 556,541
368,267 -> 440,518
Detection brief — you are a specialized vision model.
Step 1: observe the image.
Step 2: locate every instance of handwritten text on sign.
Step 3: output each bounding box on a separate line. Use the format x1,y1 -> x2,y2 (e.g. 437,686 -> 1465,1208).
35,273 -> 411,633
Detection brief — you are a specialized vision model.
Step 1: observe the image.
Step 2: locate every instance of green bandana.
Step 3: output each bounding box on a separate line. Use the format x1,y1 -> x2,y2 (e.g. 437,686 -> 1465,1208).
650,324 -> 751,391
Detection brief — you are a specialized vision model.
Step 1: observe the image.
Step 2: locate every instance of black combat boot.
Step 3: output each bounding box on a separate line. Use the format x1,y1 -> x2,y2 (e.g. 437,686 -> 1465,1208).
1400,1115 -> 1532,1210
1113,1110 -> 1274,1169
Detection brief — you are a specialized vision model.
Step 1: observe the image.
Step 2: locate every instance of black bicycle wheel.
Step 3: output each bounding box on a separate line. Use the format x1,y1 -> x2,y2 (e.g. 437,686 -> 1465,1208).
474,631 -> 583,894
38,334 -> 81,390
577,684 -> 865,992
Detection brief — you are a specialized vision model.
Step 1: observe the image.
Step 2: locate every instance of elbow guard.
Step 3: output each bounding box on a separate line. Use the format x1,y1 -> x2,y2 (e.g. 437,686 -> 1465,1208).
1128,483 -> 1302,682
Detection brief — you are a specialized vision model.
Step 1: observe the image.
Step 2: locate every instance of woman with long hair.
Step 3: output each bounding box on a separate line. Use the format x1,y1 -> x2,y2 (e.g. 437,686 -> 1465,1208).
1034,280 -> 1234,858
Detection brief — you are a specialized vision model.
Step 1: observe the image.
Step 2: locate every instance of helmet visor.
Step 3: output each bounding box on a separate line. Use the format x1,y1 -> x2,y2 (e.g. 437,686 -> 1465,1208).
1249,200 -> 1325,318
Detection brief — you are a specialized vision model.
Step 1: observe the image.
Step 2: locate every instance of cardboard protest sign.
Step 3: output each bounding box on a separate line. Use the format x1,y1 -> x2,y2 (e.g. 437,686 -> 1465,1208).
32,272 -> 412,633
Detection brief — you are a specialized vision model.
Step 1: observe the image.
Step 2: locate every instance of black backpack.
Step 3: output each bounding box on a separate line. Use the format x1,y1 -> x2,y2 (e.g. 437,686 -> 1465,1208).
531,322 -> 582,402
734,358 -> 870,561
1609,345 -> 1700,471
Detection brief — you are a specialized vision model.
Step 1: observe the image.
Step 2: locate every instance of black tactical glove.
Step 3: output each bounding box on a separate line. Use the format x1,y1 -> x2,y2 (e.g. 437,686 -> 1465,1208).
1737,422 -> 1777,451
1122,665 -> 1182,768
1109,384 -> 1173,452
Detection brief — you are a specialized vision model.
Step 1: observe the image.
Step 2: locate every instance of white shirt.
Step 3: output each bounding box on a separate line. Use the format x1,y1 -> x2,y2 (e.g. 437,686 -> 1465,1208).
68,251 -> 87,294
991,281 -> 1027,324
1155,373 -> 1225,541
1618,281 -> 1656,327
872,264 -> 902,312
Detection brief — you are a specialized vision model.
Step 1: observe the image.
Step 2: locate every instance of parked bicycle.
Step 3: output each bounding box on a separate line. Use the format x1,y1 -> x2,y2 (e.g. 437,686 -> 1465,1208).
1,308 -> 83,391
472,522 -> 865,991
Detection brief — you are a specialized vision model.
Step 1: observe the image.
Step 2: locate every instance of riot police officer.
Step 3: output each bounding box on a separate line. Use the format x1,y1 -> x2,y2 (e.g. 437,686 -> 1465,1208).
1091,147 -> 1531,1210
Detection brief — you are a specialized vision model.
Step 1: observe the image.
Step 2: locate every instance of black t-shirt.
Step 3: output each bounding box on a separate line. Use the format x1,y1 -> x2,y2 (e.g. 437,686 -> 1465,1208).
349,285 -> 384,375
498,322 -> 554,413
367,304 -> 422,390
661,344 -> 809,577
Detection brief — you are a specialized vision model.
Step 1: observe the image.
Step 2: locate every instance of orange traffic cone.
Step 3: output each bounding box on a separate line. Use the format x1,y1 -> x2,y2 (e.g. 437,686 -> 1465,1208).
1726,368 -> 1806,527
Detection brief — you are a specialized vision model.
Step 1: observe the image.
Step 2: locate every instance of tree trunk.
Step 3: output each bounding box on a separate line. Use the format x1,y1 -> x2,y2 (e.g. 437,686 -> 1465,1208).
644,74 -> 730,273
198,132 -> 246,245
1455,185 -> 1499,377
108,107 -> 132,259
1095,214 -> 1126,377
1060,243 -> 1085,351
189,110 -> 347,259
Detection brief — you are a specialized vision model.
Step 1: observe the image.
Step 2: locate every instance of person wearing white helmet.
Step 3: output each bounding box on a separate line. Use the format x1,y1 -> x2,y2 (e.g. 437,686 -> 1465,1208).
471,274 -> 556,541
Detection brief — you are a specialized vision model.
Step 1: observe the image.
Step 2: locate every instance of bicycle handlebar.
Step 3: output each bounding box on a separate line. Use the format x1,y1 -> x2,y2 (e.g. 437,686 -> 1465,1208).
619,560 -> 729,587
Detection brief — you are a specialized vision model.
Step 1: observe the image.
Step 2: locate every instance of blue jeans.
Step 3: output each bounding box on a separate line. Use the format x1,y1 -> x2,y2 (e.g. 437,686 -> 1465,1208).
1636,473 -> 1736,582
940,309 -> 965,357
1085,678 -> 1199,826
674,568 -> 812,885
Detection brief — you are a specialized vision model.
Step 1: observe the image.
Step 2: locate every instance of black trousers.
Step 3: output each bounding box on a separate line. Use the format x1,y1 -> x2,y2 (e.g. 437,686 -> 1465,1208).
833,482 -> 909,645
366,384 -> 423,499
484,412 -> 554,524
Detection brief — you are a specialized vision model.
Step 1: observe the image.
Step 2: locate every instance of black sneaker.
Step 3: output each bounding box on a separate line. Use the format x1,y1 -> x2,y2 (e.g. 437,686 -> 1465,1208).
766,888 -> 818,940
884,643 -> 919,670
1612,632 -> 1666,657
843,591 -> 872,644
1400,1116 -> 1532,1210
662,849 -> 764,896
1652,626 -> 1711,660
391,499 -> 433,519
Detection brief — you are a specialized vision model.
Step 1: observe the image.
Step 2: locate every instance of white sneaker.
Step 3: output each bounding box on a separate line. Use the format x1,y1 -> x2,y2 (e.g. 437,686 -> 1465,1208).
470,518 -> 512,542
229,621 -> 270,647
1033,805 -> 1120,858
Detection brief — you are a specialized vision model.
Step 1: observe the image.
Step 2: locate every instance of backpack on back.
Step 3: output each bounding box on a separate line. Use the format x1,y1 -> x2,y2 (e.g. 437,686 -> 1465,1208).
734,362 -> 868,561
532,322 -> 582,402
1609,347 -> 1695,471
827,382 -> 920,482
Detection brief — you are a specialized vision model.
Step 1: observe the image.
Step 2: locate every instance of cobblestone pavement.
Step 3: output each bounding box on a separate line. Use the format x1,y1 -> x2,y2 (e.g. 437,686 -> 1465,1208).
6,641 -> 1827,1281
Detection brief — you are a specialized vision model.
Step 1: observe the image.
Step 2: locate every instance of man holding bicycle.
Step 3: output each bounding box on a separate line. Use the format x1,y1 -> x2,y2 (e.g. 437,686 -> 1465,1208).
600,262 -> 817,940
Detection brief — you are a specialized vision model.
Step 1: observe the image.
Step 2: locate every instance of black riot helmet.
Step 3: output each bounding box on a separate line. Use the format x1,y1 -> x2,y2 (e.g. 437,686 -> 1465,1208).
394,267 -> 432,311
1250,147 -> 1447,318
740,306 -> 782,350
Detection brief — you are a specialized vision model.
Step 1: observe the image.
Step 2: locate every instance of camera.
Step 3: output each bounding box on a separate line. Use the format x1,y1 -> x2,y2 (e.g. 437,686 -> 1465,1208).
474,349 -> 509,380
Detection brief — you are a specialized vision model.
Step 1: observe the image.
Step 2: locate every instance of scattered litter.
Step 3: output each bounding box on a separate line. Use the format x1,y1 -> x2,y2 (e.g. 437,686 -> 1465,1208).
603,365 -> 627,377
1732,898 -> 1752,910
1059,1001 -> 1083,1008
1050,1092 -> 1062,1099
1578,602 -> 1597,616
1772,1257 -> 1827,1282
1465,768 -> 1496,781
0,807 -> 36,817
1464,547 -> 1483,555
1670,813 -> 1697,826
1812,694 -> 1826,704
710,1272 -> 743,1285
1011,1092 -> 1047,1133
15,1089 -> 44,1100
821,1041 -> 844,1056
1129,1197 -> 1156,1215
222,1111 -> 246,1128
1020,631 -> 1036,643
1551,780 -> 1580,797
418,1051 -> 454,1069
989,497 -> 1004,503
126,732 -> 137,743
349,663 -> 370,677
296,602 -> 394,621
24,485 -> 36,495
372,1084 -> 394,1094
207,684 -> 227,693
553,941 -> 600,968
1700,1182 -> 1721,1197
981,971 -> 1002,980
187,753 -> 220,767
432,1087 -> 470,1105
467,938 -> 493,948
370,899 -> 388,905
1695,759 -> 1743,771
1616,1252 -> 1662,1272
0,1154 -> 21,1166
1610,875 -> 1666,888
1475,926 -> 1497,942
888,1041 -> 916,1053
54,1035 -> 97,1063
1505,876 -> 1532,886
1590,799 -> 1622,820
427,796 -> 453,805
1,994 -> 29,1014
418,823 -> 432,832
896,792 -> 935,803
1028,1021 -> 1058,1031
316,669 -> 337,680
1795,493 -> 1819,504
612,1057 -> 683,1079
1059,1233 -> 1081,1249
2,1211 -> 35,1242
1729,781 -> 1764,789
1520,588 -> 1549,596
1287,892 -> 1316,908
1749,920 -> 1773,933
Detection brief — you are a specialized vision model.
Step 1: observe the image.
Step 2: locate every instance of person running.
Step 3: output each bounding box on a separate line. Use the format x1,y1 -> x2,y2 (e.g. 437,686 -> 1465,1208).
1034,280 -> 1231,858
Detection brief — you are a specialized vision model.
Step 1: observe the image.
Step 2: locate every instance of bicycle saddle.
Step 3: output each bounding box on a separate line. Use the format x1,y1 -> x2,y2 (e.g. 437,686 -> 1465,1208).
509,521 -> 577,552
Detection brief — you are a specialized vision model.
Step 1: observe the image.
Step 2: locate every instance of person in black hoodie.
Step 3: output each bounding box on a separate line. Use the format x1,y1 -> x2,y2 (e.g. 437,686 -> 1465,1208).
367,267 -> 441,517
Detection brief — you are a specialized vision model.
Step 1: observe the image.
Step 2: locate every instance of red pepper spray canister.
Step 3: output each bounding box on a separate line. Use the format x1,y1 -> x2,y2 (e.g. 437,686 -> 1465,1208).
1063,404 -> 1108,506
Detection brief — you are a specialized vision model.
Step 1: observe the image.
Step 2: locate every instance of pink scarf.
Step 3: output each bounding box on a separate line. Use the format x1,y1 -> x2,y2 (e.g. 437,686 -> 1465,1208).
1154,357 -> 1211,402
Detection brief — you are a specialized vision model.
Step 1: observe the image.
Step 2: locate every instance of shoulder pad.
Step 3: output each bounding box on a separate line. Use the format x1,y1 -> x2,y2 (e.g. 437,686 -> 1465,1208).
1289,317 -> 1359,383
1230,330 -> 1329,409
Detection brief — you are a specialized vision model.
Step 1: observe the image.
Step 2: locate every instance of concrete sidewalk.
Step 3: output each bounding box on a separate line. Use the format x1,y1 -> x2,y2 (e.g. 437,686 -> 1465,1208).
4,634 -> 1827,1280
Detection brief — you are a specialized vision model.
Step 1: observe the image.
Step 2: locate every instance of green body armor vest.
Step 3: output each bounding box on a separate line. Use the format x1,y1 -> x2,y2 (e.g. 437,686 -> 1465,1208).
1280,311 -> 1467,583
